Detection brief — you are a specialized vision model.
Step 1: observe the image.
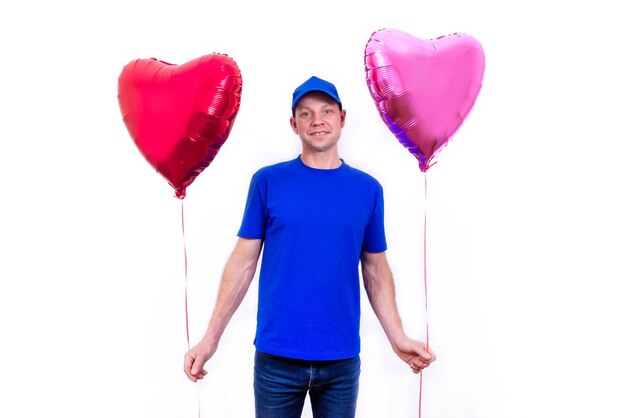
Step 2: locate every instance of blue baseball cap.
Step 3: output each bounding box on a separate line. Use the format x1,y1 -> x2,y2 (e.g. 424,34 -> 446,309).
291,76 -> 342,114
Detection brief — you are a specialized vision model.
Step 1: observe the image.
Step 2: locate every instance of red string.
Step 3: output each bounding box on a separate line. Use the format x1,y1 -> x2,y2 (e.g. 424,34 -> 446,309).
423,173 -> 430,351
181,200 -> 190,350
181,200 -> 201,417
419,370 -> 423,418
418,173 -> 430,418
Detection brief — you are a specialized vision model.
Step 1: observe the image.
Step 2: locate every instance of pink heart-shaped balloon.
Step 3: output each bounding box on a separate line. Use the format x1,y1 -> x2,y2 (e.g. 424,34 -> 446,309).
118,54 -> 242,198
365,29 -> 485,172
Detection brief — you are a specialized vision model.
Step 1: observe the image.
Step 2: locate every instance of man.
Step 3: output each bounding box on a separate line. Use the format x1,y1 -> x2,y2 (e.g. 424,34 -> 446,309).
184,76 -> 436,417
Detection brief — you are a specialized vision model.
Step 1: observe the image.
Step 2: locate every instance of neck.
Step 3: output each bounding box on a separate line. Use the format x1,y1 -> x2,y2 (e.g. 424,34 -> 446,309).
300,149 -> 342,169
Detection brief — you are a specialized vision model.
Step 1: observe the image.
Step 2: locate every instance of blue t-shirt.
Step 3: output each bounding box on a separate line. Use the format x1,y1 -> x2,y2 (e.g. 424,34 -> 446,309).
238,156 -> 387,360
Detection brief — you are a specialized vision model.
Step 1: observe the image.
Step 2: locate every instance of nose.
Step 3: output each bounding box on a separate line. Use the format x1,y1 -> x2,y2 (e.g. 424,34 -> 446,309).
311,112 -> 326,125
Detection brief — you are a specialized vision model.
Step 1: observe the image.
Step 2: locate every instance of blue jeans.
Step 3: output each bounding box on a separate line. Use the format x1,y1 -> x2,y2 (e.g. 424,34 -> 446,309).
254,351 -> 361,418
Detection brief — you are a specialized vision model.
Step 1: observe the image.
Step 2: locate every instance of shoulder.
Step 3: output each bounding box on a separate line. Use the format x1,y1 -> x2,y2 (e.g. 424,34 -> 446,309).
256,158 -> 297,175
252,159 -> 297,180
342,163 -> 383,189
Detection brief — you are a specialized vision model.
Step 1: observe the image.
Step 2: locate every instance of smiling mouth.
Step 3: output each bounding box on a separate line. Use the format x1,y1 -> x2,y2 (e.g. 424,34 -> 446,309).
311,131 -> 329,136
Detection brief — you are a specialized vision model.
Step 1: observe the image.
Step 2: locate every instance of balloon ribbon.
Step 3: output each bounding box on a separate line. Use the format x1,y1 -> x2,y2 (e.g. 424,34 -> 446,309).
419,173 -> 430,418
181,200 -> 201,418
181,200 -> 190,349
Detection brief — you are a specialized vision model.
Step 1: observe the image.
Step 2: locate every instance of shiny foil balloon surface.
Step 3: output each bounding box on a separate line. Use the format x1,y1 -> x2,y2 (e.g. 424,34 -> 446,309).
365,29 -> 485,172
118,54 -> 242,198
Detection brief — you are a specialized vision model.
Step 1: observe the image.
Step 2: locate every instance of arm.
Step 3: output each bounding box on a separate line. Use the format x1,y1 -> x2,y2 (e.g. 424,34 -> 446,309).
361,250 -> 436,374
184,237 -> 262,382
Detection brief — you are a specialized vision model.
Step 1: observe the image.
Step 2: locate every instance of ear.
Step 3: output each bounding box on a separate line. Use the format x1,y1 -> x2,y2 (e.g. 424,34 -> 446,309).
290,116 -> 299,134
340,109 -> 346,127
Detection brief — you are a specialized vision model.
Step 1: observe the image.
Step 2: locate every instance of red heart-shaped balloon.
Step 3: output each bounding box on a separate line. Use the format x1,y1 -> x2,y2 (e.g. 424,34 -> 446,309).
118,54 -> 242,198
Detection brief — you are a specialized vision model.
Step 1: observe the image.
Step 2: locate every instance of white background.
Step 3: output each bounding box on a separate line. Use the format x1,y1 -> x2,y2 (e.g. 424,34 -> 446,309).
1,1 -> 624,417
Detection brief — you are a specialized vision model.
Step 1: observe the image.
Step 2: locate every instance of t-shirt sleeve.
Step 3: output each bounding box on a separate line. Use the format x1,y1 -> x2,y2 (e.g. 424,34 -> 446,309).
237,172 -> 267,239
363,182 -> 387,253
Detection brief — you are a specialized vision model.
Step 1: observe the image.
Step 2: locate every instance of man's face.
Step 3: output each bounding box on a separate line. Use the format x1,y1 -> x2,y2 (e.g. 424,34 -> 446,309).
290,92 -> 346,153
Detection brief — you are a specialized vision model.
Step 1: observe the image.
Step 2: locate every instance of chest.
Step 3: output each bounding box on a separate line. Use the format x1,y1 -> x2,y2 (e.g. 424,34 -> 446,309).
265,178 -> 373,233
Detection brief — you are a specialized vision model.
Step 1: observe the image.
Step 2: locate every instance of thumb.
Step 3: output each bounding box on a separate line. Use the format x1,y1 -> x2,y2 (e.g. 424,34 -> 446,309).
189,355 -> 200,374
191,353 -> 207,375
416,344 -> 432,360
185,351 -> 198,372
191,362 -> 201,375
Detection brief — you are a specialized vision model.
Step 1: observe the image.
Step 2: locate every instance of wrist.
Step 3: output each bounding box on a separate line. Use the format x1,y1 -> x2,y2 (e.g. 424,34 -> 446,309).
202,327 -> 222,347
388,331 -> 408,350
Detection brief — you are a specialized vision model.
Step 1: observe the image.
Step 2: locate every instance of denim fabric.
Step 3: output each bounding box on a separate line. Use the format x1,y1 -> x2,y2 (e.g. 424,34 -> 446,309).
254,351 -> 361,418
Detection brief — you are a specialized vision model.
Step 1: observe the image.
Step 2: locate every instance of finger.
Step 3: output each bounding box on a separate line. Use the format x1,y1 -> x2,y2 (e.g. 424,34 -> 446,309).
416,349 -> 436,365
188,353 -> 204,376
184,364 -> 197,381
410,358 -> 430,368
184,352 -> 194,373
415,346 -> 432,361
184,367 -> 198,382
411,365 -> 422,374
191,356 -> 209,377
184,353 -> 203,381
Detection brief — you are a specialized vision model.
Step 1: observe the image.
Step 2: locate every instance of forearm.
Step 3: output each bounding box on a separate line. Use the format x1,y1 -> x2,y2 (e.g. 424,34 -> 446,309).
361,252 -> 406,348
361,251 -> 436,372
202,239 -> 260,345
